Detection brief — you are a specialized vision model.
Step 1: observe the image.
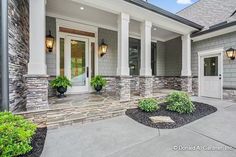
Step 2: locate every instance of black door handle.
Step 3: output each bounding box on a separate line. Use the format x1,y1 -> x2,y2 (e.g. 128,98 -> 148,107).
87,67 -> 89,78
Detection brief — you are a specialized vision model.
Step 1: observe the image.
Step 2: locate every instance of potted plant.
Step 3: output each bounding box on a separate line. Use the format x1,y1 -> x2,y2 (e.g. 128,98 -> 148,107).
50,76 -> 72,98
90,75 -> 107,92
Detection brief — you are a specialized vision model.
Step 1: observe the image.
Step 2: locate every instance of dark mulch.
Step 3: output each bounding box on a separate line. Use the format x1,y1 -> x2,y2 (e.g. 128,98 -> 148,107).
125,102 -> 217,129
19,127 -> 47,157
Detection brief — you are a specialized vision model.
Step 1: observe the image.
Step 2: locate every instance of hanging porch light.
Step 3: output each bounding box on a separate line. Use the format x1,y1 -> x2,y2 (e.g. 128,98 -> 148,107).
99,39 -> 108,57
225,48 -> 236,60
46,30 -> 55,52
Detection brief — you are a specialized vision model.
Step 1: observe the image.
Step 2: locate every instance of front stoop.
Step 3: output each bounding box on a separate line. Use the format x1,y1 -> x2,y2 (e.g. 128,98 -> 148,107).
16,94 -> 167,130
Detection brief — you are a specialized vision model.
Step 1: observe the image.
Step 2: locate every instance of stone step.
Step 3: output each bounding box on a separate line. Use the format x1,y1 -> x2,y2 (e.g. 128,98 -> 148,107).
47,117 -> 87,130
47,113 -> 66,123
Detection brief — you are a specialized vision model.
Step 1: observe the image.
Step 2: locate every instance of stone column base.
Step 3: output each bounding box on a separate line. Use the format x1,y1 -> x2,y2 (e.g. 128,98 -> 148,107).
116,76 -> 131,101
139,76 -> 153,97
181,76 -> 193,94
24,74 -> 49,111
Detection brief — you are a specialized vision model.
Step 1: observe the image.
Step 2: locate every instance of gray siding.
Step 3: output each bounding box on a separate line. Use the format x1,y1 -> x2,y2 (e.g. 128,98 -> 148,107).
46,16 -> 57,76
156,41 -> 165,76
164,37 -> 182,76
98,28 -> 118,76
192,31 -> 236,88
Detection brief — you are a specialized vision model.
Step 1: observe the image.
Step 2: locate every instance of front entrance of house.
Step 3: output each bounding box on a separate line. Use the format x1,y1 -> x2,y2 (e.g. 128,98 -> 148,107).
199,49 -> 223,99
64,35 -> 90,93
57,20 -> 97,94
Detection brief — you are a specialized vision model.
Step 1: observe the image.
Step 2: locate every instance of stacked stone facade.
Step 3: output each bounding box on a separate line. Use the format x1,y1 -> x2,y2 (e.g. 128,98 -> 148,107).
139,77 -> 153,97
103,76 -> 118,96
104,76 -> 195,98
192,77 -> 198,96
25,75 -> 49,111
116,77 -> 131,101
8,0 -> 29,112
180,77 -> 193,93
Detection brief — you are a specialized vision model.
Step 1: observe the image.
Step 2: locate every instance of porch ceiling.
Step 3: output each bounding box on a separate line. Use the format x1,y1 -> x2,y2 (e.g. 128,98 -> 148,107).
46,0 -> 180,42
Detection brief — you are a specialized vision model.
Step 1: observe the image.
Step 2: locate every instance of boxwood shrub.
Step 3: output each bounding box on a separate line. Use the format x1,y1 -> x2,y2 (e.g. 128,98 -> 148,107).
0,112 -> 37,157
166,91 -> 195,114
138,98 -> 160,112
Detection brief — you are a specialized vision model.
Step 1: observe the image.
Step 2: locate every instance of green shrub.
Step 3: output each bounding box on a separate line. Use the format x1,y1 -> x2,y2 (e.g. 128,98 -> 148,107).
90,75 -> 107,89
138,98 -> 160,112
0,112 -> 37,157
50,76 -> 72,88
166,91 -> 195,114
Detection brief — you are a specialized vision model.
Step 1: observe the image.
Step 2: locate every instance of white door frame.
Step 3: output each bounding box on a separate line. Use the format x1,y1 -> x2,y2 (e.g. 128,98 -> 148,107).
198,48 -> 224,99
56,19 -> 98,93
65,35 -> 90,93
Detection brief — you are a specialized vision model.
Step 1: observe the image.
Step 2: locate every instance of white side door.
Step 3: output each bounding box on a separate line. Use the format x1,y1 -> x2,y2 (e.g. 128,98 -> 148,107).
65,36 -> 89,93
200,54 -> 222,99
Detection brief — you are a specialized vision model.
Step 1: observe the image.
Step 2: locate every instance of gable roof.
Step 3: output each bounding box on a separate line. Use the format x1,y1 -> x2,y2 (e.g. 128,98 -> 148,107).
177,0 -> 236,30
124,0 -> 203,30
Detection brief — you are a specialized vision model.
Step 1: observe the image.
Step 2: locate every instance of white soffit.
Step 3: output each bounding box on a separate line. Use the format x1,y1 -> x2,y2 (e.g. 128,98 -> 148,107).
68,0 -> 198,34
47,0 -> 181,42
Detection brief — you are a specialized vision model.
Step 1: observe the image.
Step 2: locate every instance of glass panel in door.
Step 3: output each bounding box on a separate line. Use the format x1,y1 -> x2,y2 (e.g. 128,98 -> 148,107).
204,57 -> 218,76
70,40 -> 86,86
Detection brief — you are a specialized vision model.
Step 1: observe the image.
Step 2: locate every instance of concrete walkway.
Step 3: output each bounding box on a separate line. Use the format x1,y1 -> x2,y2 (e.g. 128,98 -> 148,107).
41,97 -> 236,157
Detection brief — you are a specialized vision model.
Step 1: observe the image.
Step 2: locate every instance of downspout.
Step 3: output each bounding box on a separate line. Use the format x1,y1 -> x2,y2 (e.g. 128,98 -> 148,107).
0,0 -> 9,111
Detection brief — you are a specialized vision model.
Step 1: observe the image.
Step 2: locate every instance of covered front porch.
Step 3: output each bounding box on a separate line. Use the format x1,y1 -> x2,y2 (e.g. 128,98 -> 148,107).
26,0 -> 201,111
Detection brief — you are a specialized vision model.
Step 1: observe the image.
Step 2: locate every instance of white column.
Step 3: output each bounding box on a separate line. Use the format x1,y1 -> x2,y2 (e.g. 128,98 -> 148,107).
181,34 -> 192,76
140,21 -> 152,76
117,13 -> 130,76
28,0 -> 47,75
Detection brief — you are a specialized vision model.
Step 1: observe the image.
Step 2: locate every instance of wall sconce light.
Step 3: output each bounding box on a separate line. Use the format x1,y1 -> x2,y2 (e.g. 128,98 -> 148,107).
46,30 -> 54,52
99,39 -> 108,57
225,48 -> 236,60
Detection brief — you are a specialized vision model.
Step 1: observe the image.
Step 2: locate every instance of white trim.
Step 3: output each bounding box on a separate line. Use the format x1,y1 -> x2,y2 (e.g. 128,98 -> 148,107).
198,48 -> 224,99
48,12 -> 117,31
192,25 -> 236,42
48,13 -> 181,43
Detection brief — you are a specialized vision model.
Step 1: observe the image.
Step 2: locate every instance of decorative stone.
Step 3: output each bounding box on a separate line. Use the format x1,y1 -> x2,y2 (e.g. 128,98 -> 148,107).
192,77 -> 198,96
181,76 -> 193,94
139,76 -> 153,97
103,76 -> 117,96
149,116 -> 175,123
8,0 -> 29,112
24,74 -> 49,111
116,76 -> 131,101
48,76 -> 57,97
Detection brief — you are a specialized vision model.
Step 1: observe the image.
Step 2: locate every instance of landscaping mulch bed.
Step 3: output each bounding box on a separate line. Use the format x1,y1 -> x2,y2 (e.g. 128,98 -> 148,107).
19,127 -> 47,157
126,102 -> 217,129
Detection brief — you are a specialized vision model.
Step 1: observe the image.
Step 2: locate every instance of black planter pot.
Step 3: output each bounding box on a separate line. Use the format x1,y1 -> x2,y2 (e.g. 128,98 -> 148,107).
57,86 -> 67,98
94,85 -> 103,93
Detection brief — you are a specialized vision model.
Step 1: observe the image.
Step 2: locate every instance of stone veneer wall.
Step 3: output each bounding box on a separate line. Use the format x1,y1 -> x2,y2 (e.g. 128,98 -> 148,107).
104,76 -> 195,97
8,0 -> 29,112
25,75 -> 49,111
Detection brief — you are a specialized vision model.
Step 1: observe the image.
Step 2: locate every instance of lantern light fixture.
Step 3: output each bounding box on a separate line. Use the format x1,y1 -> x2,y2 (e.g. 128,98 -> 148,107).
46,30 -> 55,52
99,39 -> 108,57
225,48 -> 236,60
